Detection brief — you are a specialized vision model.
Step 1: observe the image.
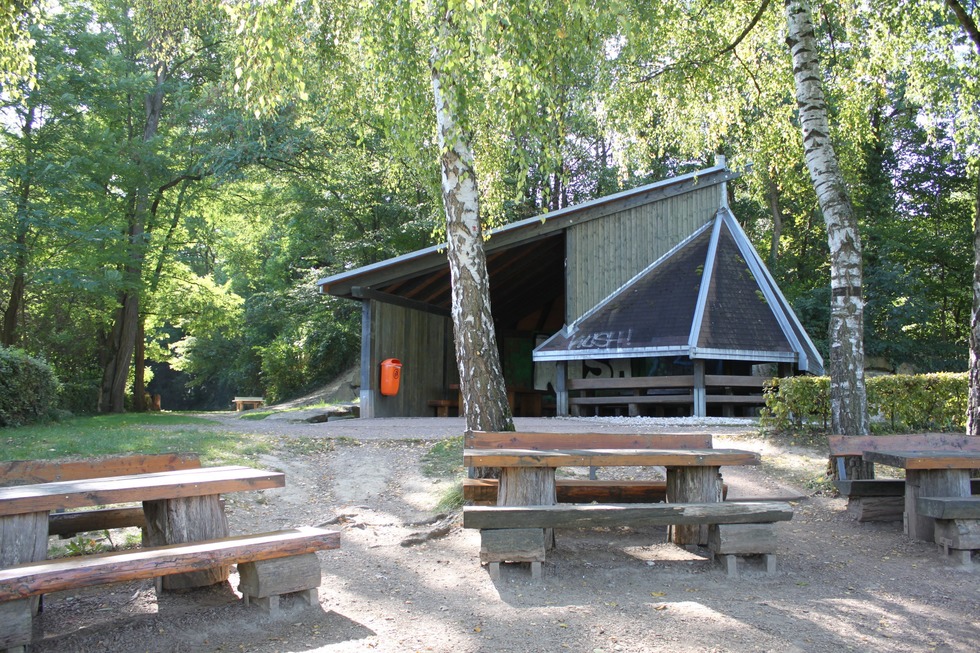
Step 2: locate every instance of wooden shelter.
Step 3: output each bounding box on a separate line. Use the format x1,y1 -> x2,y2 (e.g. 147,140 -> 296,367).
317,157 -> 823,418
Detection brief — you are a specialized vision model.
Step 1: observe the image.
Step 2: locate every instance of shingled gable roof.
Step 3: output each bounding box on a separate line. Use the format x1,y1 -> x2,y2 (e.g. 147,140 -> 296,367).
533,207 -> 824,374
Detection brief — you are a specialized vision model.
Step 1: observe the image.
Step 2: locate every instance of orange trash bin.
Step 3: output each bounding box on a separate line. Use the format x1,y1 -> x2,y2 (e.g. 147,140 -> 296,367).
380,358 -> 402,396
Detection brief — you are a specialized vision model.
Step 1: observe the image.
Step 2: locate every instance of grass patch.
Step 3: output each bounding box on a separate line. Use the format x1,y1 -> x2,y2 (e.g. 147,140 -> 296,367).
422,436 -> 463,478
436,481 -> 464,511
239,411 -> 273,420
1,412 -> 271,465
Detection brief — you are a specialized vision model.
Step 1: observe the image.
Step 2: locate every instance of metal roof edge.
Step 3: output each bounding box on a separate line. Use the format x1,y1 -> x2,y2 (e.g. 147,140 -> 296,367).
688,211 -> 724,348
718,208 -> 825,374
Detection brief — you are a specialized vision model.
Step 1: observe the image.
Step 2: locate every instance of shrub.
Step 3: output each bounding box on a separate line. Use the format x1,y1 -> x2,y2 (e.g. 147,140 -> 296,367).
761,372 -> 968,434
0,346 -> 61,427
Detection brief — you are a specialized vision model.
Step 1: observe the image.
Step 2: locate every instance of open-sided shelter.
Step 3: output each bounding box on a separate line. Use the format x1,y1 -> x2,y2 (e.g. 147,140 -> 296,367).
317,157 -> 823,418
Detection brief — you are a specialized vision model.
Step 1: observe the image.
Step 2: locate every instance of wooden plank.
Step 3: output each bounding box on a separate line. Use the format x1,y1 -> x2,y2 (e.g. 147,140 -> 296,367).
479,528 -> 546,563
567,375 -> 695,391
0,466 -> 285,516
569,395 -> 692,405
463,501 -> 793,530
827,434 -> 980,457
0,453 -> 201,485
863,450 -> 980,470
835,479 -> 905,497
708,523 -> 777,555
705,394 -> 766,406
916,497 -> 980,520
0,527 -> 340,602
48,506 -> 146,536
463,478 -> 729,503
465,431 -> 713,450
463,448 -> 759,469
705,375 -> 771,388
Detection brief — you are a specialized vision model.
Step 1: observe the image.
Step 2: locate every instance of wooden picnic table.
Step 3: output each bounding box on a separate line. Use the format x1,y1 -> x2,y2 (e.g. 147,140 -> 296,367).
862,450 -> 980,542
463,447 -> 760,546
0,466 -> 285,590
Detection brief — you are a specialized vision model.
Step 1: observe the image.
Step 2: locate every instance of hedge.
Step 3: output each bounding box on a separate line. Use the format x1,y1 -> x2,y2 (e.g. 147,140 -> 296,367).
761,372 -> 968,433
0,346 -> 61,427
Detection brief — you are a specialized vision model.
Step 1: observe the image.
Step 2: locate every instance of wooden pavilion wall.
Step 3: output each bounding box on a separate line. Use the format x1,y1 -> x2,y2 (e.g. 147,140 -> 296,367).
362,300 -> 456,418
565,184 -> 722,322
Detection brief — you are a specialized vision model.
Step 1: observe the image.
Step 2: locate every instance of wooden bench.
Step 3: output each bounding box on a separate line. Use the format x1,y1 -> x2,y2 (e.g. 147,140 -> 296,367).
916,497 -> 980,567
464,431 -> 714,503
463,501 -> 794,579
233,396 -> 265,411
567,374 -> 770,417
427,398 -> 458,417
0,453 -> 202,537
828,435 -> 980,522
0,526 -> 340,650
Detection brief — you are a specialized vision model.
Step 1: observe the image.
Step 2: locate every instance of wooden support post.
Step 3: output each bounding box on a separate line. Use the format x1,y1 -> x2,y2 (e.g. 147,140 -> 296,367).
556,361 -> 568,417
693,360 -> 706,418
0,511 -> 48,617
667,466 -> 721,546
359,299 -> 374,419
143,496 -> 230,590
904,469 -> 971,541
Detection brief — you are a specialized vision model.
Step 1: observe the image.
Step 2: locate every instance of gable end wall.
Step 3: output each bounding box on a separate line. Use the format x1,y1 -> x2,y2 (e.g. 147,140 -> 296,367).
566,184 -> 722,322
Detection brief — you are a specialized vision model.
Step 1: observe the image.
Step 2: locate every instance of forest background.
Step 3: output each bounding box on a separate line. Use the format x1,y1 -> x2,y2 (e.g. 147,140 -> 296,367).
1,0 -> 978,414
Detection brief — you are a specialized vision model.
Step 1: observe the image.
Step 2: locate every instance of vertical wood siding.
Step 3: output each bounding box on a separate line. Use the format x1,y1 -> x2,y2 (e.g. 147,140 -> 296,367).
566,185 -> 721,322
369,300 -> 455,417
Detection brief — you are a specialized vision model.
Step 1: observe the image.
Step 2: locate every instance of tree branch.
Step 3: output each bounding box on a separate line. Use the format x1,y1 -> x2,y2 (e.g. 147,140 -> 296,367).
637,0 -> 772,83
946,0 -> 980,54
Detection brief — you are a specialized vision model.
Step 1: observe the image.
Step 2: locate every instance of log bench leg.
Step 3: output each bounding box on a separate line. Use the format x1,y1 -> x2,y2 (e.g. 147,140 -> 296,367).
480,529 -> 546,581
708,523 -> 778,578
0,599 -> 32,652
238,553 -> 322,615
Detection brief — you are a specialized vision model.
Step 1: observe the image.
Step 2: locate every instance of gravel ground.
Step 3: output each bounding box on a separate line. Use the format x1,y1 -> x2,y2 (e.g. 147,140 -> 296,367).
23,414 -> 980,652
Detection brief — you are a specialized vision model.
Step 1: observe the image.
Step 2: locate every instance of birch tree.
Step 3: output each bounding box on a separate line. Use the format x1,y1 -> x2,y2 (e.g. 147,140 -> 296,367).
785,0 -> 868,435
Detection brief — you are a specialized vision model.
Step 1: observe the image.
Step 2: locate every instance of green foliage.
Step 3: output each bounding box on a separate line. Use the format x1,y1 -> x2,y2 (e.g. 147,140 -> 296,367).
761,376 -> 831,432
0,346 -> 60,427
762,373 -> 969,433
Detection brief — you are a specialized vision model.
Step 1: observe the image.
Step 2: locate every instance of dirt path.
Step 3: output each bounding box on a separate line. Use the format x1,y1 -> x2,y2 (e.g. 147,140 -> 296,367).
26,416 -> 980,652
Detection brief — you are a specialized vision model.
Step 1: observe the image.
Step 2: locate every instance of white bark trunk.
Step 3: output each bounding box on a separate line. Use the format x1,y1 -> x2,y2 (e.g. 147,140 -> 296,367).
785,0 -> 868,435
430,47 -> 513,432
968,171 -> 980,435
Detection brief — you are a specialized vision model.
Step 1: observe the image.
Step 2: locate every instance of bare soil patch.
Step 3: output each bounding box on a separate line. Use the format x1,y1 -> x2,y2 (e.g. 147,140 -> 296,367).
25,416 -> 980,652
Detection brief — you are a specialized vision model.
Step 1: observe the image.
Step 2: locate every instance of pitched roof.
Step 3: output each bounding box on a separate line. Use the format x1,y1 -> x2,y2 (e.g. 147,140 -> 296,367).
533,208 -> 824,374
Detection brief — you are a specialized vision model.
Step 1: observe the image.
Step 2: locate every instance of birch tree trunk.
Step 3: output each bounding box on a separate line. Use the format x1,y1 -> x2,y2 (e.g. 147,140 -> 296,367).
785,0 -> 868,436
945,3 -> 980,434
968,171 -> 980,435
430,45 -> 513,433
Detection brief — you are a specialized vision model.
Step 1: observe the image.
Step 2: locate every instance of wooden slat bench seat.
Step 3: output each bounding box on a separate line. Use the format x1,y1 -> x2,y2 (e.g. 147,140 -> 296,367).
0,453 -> 202,538
916,497 -> 980,567
828,435 -> 980,522
464,501 -> 793,579
0,527 -> 340,649
427,398 -> 458,417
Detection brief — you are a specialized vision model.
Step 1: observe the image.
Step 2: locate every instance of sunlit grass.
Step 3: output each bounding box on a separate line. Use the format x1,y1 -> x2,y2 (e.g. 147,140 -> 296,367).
0,413 -> 271,465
